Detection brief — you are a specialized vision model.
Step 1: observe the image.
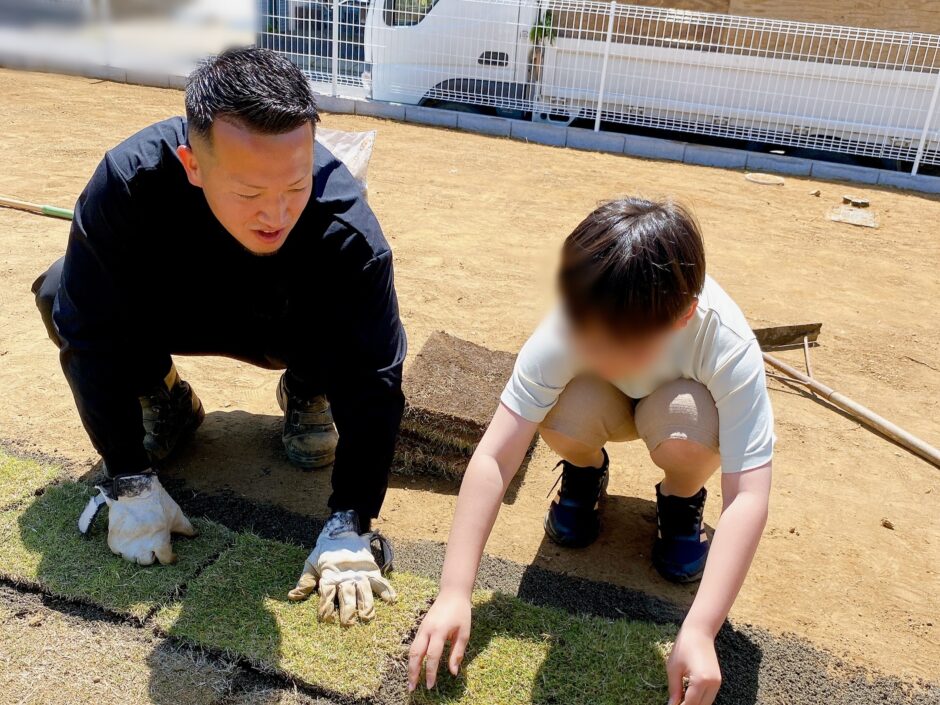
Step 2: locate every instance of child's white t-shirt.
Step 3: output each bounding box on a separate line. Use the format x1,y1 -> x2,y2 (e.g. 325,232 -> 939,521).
500,275 -> 775,473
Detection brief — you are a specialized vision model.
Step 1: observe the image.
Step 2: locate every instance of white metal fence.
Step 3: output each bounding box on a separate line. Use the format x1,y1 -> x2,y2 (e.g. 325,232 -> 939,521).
259,0 -> 940,173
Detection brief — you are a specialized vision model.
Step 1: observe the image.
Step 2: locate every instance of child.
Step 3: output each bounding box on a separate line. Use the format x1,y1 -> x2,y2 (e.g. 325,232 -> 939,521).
407,198 -> 774,705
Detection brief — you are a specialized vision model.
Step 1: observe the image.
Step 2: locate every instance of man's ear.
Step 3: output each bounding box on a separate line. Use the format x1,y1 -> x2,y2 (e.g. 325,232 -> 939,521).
176,144 -> 204,188
674,299 -> 699,330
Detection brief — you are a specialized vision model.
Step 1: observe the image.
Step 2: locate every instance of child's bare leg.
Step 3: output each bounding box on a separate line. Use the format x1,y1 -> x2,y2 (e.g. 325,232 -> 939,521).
652,439 -> 720,498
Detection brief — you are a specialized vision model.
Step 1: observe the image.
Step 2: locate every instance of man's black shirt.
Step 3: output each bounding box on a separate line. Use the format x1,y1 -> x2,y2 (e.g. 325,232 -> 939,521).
52,117 -> 406,517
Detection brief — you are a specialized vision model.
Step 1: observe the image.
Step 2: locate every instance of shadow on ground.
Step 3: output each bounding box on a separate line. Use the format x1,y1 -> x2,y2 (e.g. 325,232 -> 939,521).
152,409 -> 526,520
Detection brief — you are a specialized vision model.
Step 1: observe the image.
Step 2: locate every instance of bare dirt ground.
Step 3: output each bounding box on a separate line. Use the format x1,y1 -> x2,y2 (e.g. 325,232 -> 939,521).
1,68 -> 938,686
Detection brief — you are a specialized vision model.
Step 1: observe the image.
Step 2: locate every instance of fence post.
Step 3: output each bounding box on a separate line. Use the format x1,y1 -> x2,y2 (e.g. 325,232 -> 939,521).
331,0 -> 340,97
594,0 -> 617,132
912,69 -> 940,175
98,0 -> 112,69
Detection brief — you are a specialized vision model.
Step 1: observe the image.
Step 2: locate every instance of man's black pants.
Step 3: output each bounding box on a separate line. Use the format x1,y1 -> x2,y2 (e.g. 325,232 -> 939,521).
32,256 -> 396,519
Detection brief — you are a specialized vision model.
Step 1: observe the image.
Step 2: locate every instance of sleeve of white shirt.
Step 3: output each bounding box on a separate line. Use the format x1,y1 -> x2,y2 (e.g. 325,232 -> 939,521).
500,311 -> 579,423
706,339 -> 775,473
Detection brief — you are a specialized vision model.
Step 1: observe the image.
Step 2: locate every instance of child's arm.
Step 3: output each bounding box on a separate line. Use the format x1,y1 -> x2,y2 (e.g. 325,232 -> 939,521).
667,463 -> 771,705
407,403 -> 538,691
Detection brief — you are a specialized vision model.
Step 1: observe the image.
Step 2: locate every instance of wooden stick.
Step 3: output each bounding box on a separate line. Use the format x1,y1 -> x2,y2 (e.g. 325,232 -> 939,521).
0,195 -> 73,221
763,352 -> 940,469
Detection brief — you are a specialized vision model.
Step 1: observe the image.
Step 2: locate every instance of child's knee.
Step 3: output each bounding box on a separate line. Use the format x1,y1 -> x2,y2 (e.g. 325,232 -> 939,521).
650,438 -> 719,474
635,379 -> 719,457
540,374 -> 638,450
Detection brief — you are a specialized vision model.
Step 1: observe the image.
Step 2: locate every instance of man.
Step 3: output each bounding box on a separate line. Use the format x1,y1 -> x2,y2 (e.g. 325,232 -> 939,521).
33,47 -> 405,626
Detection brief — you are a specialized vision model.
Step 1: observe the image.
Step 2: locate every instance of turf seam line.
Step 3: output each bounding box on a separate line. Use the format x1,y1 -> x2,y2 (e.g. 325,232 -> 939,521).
137,539 -> 238,626
0,581 -> 353,705
0,573 -> 156,627
373,592 -> 438,705
151,623 -> 381,705
0,580 -> 141,629
3,574 -> 375,705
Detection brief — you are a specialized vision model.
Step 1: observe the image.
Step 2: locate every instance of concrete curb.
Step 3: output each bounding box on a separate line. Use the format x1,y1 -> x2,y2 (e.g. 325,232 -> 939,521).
683,143 -> 749,169
2,57 -> 939,195
404,104 -> 459,128
745,152 -> 813,176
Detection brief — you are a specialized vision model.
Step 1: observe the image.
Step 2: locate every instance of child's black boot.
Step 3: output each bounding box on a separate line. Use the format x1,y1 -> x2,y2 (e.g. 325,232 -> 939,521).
652,482 -> 709,583
543,449 -> 609,548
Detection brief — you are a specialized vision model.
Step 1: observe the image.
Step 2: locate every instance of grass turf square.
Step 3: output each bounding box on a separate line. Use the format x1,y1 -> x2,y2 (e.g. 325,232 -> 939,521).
155,533 -> 437,700
412,592 -> 676,705
0,450 -> 60,508
0,481 -> 234,621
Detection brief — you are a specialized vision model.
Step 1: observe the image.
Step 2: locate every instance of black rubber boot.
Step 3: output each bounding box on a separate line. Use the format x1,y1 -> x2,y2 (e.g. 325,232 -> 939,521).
276,373 -> 339,470
543,448 -> 610,548
652,483 -> 709,583
139,366 -> 204,463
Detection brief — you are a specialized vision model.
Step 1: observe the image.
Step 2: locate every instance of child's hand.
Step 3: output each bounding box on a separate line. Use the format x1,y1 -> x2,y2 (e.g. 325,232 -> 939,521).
666,625 -> 722,705
407,590 -> 472,691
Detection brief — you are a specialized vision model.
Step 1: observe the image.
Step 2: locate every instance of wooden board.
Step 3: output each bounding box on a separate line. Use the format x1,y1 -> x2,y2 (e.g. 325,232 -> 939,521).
753,323 -> 822,350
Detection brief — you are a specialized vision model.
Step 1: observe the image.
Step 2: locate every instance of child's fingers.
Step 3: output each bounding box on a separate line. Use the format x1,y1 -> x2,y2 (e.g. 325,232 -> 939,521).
448,624 -> 470,675
407,628 -> 431,691
666,660 -> 684,705
681,680 -> 709,705
425,634 -> 446,689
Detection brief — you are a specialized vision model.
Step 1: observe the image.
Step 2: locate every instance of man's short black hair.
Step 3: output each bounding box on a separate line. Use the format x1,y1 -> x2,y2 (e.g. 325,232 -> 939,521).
185,46 -> 320,141
559,198 -> 706,338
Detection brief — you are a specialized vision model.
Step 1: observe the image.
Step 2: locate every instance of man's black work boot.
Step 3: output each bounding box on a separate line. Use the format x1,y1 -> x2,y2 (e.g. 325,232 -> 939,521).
652,483 -> 709,583
543,448 -> 609,548
276,373 -> 339,470
140,365 -> 205,462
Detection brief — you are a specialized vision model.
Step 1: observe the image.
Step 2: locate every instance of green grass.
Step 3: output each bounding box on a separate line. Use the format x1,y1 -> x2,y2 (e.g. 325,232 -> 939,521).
0,450 -> 60,508
412,592 -> 675,705
0,481 -> 234,620
155,533 -> 438,699
0,450 -> 675,703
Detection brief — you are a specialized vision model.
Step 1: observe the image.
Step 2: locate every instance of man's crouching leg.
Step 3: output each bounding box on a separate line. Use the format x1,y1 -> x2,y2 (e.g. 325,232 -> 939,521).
276,371 -> 339,469
33,257 -> 204,466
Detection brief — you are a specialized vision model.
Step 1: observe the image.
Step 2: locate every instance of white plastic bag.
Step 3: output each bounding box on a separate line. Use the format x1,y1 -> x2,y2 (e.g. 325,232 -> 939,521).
316,127 -> 376,201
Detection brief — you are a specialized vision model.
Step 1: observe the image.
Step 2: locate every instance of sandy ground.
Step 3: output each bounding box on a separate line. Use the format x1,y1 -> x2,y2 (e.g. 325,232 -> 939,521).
1,68 -> 938,686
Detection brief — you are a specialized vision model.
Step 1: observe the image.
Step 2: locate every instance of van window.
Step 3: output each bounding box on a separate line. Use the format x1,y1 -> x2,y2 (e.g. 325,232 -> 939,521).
383,0 -> 440,26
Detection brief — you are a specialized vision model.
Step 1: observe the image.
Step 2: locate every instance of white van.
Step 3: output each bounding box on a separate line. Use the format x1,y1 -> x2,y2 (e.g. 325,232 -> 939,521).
276,0 -> 939,163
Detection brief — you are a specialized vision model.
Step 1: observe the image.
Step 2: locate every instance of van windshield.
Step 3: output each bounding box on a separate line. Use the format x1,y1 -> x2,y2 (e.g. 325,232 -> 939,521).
384,0 -> 441,26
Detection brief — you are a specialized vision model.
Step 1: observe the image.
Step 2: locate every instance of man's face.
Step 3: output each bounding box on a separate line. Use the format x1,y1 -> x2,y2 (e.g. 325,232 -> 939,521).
177,119 -> 314,255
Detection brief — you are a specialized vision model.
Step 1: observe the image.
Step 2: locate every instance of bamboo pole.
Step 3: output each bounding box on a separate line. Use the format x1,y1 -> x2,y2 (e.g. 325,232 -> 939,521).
763,352 -> 940,469
0,195 -> 74,221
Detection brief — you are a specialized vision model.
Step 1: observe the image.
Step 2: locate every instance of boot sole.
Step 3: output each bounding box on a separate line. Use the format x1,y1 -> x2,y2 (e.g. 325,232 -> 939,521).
652,545 -> 707,584
653,562 -> 705,584
284,446 -> 335,471
543,513 -> 600,549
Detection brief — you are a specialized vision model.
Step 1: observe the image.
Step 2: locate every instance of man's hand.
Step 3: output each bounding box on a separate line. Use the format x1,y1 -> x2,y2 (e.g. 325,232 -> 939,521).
78,472 -> 196,565
287,510 -> 396,626
408,590 -> 472,691
666,625 -> 722,705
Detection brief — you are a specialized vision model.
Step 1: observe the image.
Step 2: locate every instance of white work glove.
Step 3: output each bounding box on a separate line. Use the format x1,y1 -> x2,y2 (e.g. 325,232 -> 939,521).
78,472 -> 196,566
287,510 -> 396,626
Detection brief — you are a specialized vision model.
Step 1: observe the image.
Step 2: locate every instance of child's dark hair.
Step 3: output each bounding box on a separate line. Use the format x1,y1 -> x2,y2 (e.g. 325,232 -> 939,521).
559,198 -> 706,338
